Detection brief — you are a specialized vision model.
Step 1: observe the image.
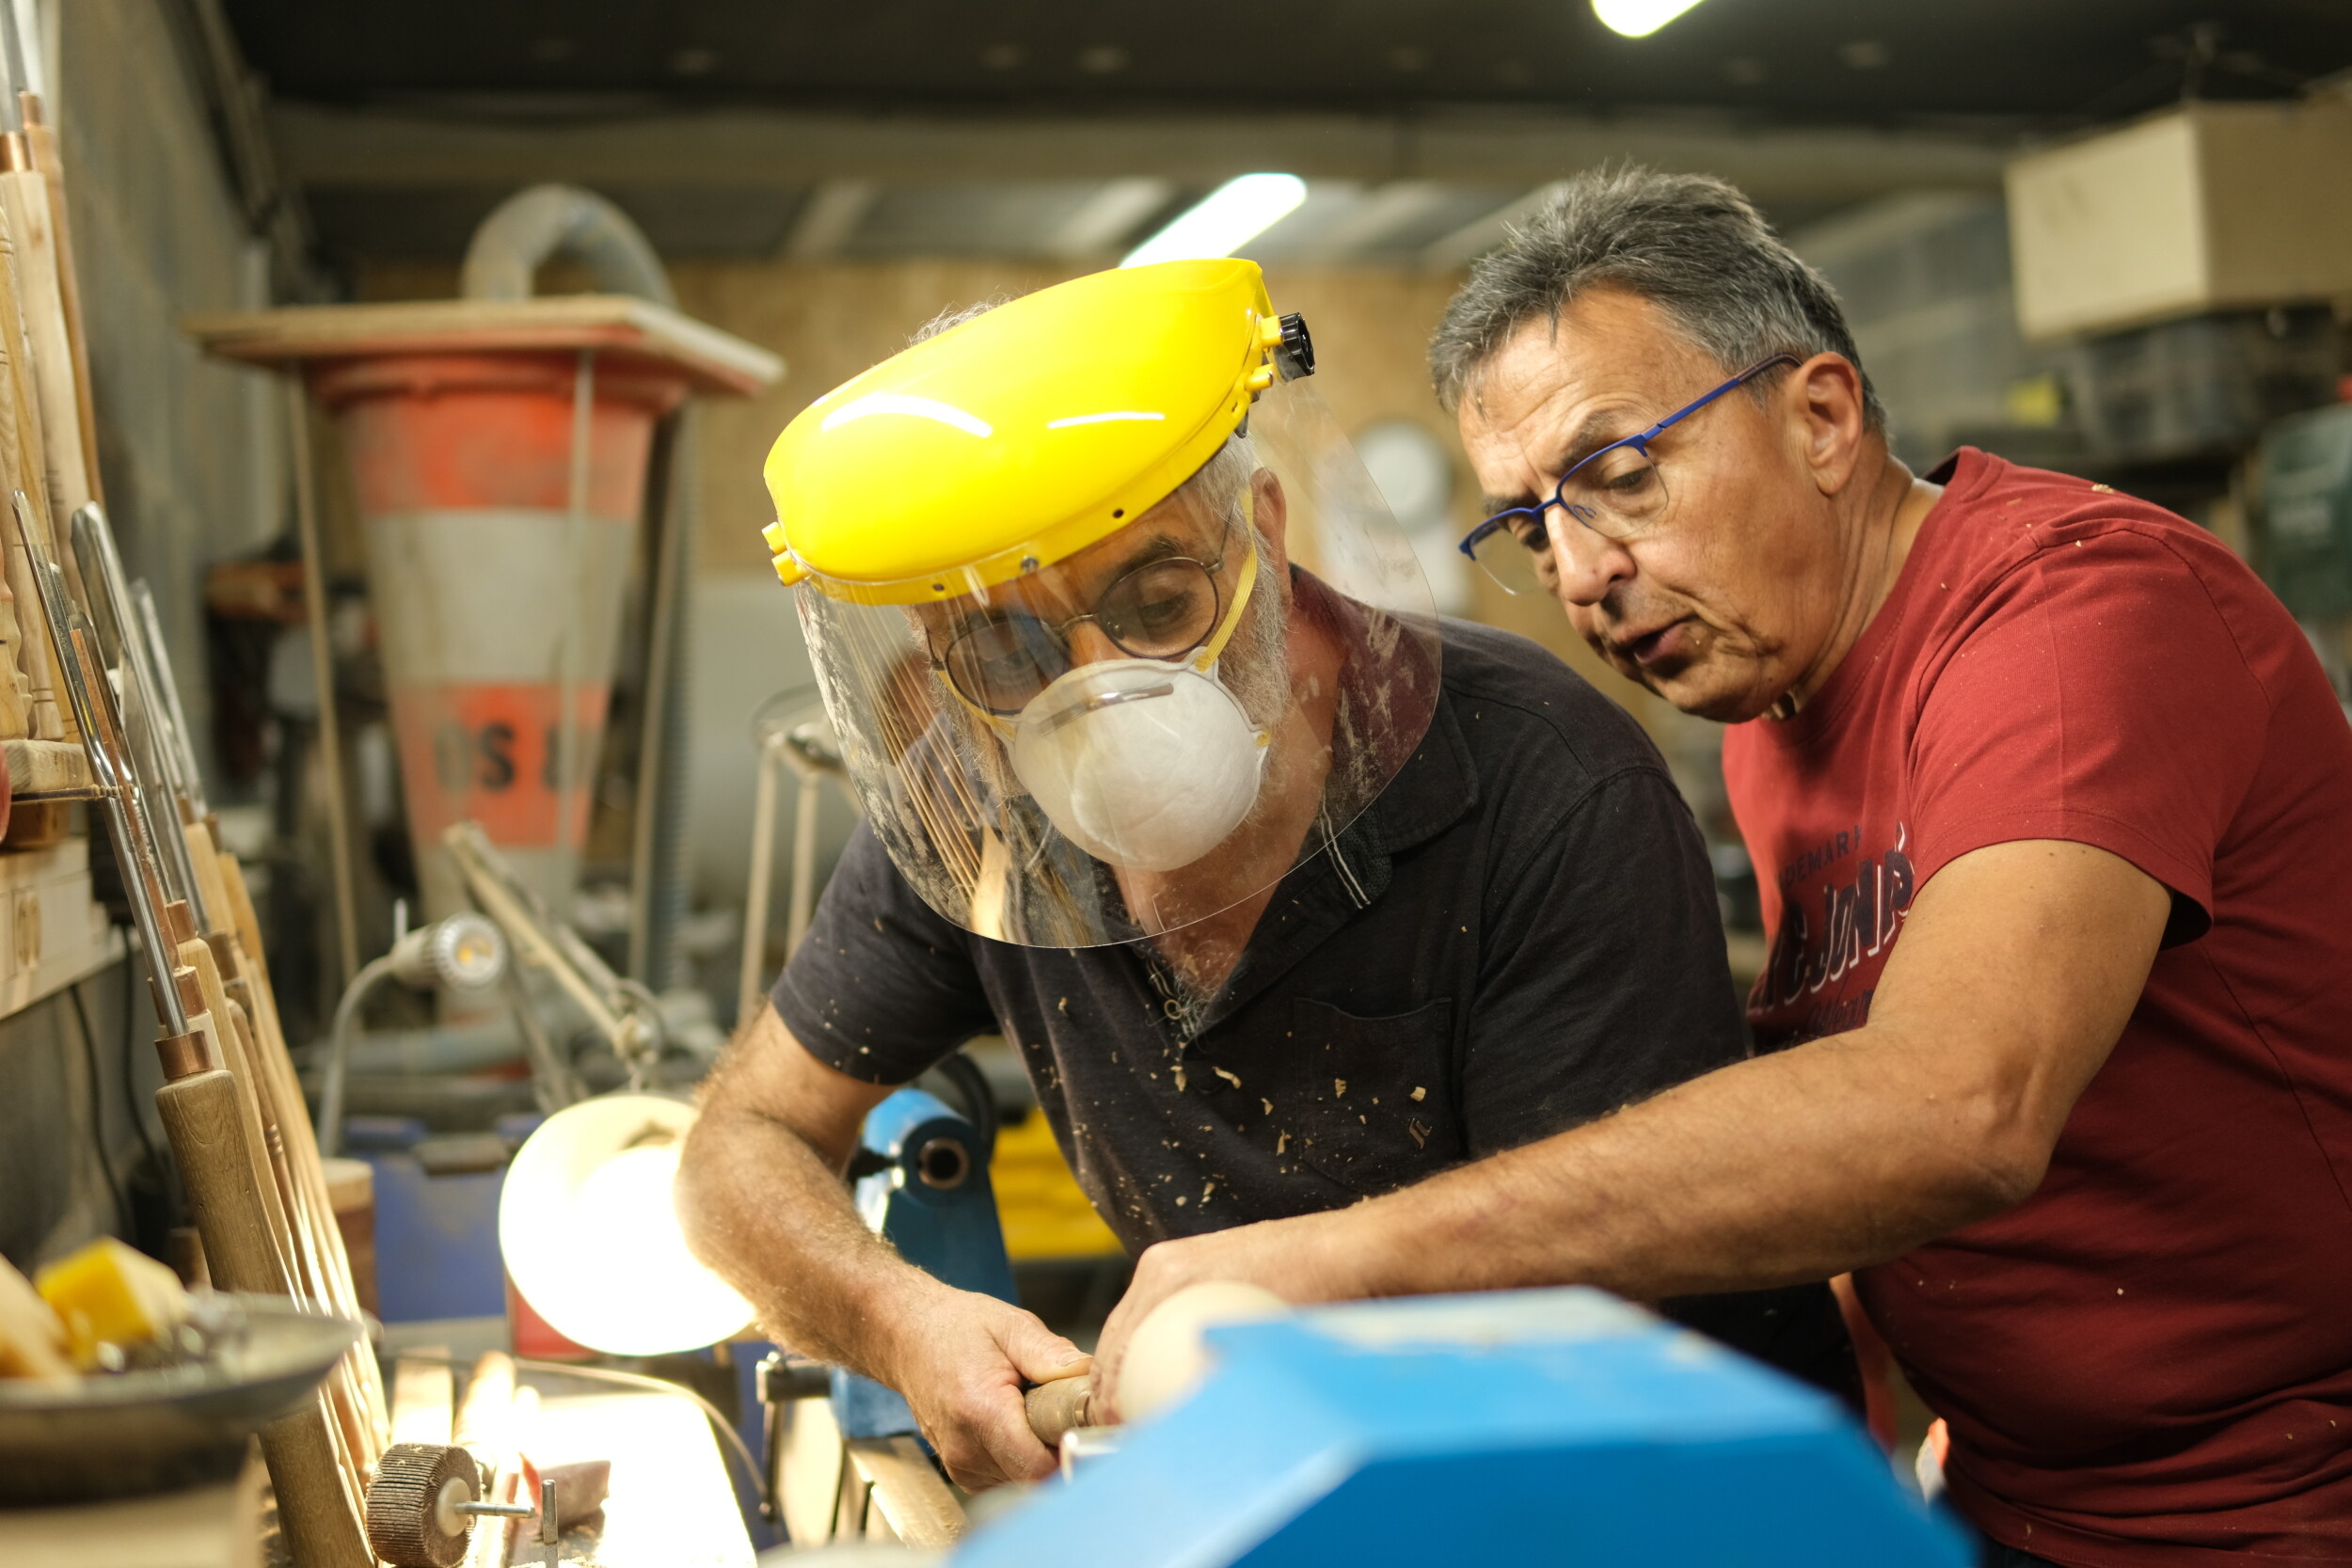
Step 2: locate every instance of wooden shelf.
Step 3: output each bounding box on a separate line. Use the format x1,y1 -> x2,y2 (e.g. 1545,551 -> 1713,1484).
0,836 -> 125,1020
183,294 -> 783,398
6,737 -> 99,800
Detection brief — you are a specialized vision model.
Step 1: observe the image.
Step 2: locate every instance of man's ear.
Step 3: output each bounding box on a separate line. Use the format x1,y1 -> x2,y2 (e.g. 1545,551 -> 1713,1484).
1252,467 -> 1290,571
1788,354 -> 1871,498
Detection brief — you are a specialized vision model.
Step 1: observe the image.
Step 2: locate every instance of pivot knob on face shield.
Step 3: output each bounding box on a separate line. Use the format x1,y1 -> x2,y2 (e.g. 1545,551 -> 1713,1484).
1275,313 -> 1315,381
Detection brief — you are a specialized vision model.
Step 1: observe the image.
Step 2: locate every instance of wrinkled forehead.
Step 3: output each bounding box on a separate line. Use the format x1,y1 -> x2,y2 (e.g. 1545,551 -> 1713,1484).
909,477 -> 1232,637
1470,293 -> 1726,438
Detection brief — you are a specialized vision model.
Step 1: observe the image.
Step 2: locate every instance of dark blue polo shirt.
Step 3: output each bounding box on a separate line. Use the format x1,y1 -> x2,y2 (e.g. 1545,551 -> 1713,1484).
775,616 -> 1856,1399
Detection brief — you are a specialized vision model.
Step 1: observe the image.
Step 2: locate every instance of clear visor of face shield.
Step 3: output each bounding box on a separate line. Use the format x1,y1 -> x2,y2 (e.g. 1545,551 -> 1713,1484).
793,375 -> 1442,948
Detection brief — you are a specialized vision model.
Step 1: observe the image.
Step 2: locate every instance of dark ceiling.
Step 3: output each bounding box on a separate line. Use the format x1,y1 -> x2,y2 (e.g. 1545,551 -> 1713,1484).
226,0 -> 2350,129
218,2 -> 2352,272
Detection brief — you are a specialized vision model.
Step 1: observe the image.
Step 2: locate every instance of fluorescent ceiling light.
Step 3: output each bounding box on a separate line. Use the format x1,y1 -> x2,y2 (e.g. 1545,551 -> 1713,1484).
1593,0 -> 1708,39
1122,173 -> 1309,268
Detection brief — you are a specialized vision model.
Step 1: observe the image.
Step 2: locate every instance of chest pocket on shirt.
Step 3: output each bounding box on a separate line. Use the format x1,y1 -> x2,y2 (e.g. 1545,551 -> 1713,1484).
1284,996 -> 1459,1195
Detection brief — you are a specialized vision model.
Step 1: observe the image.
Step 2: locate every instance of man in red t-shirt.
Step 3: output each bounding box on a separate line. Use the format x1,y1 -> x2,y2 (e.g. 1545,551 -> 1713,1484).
1087,168 -> 2352,1568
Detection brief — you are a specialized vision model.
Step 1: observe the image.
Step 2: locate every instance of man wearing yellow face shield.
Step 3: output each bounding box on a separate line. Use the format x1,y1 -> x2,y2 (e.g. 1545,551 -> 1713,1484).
677,261 -> 1856,1489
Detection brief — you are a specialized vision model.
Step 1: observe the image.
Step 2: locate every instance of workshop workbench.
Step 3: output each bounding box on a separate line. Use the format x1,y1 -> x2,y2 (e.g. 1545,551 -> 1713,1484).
0,1381 -> 754,1568
530,1387 -> 755,1568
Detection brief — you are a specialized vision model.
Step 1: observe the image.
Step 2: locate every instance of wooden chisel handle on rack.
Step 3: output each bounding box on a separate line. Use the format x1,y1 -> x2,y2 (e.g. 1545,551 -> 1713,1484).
0,129 -> 89,529
70,489 -> 387,1458
8,496 -> 375,1548
168,958 -> 376,1505
0,235 -> 63,741
152,1032 -> 374,1568
177,919 -> 379,1479
17,95 -> 102,511
183,831 -> 391,1453
168,964 -> 292,1276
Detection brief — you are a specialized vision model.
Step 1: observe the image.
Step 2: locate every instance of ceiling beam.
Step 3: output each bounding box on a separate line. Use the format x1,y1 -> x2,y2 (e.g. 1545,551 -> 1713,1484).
1041,177 -> 1175,259
1285,180 -> 1462,261
271,103 -> 2010,211
779,179 -> 878,259
1422,182 -> 1578,269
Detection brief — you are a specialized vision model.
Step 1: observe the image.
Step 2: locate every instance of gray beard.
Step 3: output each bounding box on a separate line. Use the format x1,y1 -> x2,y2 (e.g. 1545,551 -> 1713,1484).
1214,528 -> 1292,733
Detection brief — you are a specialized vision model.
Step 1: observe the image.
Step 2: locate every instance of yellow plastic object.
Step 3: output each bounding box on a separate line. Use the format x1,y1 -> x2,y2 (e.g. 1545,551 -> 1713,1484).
0,1252 -> 72,1383
763,259 -> 1282,604
991,1108 -> 1124,1261
35,1237 -> 188,1370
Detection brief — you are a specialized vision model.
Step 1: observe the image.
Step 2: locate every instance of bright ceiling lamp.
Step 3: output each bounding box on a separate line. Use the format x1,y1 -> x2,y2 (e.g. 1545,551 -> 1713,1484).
1593,0 -> 1708,39
1121,173 -> 1308,268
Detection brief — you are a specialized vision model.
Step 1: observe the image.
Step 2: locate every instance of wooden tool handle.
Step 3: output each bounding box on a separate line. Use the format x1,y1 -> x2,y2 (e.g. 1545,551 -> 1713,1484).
216,847 -> 393,1453
259,1400 -> 377,1568
156,1070 -> 369,1564
0,199 -> 65,746
152,1068 -> 289,1296
0,166 -> 90,517
1025,1373 -> 1094,1448
20,103 -> 104,512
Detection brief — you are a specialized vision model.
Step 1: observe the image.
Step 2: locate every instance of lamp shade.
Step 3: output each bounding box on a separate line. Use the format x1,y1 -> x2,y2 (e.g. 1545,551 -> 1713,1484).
499,1093 -> 754,1355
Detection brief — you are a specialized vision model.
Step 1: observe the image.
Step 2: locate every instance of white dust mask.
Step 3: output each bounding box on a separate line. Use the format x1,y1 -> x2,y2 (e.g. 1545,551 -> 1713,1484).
1009,657 -> 1269,872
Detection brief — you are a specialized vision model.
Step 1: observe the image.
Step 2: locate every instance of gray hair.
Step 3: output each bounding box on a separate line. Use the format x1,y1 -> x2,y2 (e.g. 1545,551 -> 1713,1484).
1172,431 -> 1258,532
1429,166 -> 1883,429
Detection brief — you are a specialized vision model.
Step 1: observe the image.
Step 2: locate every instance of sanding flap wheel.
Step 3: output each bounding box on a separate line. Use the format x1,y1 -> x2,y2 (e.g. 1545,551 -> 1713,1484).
366,1441 -> 480,1568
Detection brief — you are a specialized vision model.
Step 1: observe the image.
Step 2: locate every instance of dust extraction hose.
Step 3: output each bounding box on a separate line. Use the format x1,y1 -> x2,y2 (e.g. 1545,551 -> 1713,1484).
457,185 -> 694,990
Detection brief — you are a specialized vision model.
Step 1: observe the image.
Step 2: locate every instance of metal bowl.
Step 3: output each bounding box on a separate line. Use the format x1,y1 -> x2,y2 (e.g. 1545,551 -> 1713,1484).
0,1294 -> 363,1505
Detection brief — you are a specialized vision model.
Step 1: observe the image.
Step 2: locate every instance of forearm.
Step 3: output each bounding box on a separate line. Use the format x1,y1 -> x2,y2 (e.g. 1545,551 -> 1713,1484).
1310,1022 -> 2030,1302
676,1104 -> 952,1382
1101,842 -> 2162,1409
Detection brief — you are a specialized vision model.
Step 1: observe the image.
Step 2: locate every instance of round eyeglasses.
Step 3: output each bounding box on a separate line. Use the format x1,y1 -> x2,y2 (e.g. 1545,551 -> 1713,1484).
934,534 -> 1237,716
1458,355 -> 1800,595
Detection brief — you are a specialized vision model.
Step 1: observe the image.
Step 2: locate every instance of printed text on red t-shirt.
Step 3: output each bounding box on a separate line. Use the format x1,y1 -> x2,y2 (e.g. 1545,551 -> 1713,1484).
1757,821 -> 1916,1040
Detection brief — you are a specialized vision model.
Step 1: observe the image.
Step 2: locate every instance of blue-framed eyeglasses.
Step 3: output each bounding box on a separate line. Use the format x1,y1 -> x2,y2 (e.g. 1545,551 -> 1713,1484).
1457,354 -> 1801,594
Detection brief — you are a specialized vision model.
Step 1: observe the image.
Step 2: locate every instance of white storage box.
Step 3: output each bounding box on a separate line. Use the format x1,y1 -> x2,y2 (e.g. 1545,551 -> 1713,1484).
2006,99 -> 2352,341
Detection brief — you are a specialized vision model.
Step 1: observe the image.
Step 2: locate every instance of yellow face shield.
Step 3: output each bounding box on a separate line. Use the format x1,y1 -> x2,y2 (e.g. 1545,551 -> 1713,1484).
761,261 -> 1440,947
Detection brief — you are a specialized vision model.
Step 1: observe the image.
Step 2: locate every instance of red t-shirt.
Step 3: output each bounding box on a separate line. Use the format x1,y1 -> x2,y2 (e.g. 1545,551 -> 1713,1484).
1724,449 -> 2352,1565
